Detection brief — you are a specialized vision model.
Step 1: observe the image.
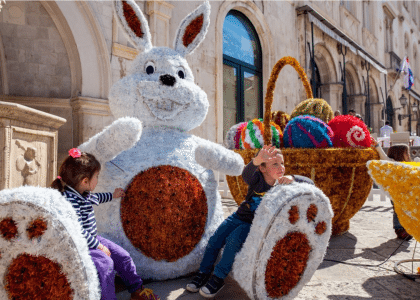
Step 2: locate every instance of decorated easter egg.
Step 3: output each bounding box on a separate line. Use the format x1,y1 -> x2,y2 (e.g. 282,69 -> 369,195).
291,98 -> 334,123
328,115 -> 371,148
271,110 -> 291,132
241,119 -> 282,149
224,122 -> 248,150
283,115 -> 333,148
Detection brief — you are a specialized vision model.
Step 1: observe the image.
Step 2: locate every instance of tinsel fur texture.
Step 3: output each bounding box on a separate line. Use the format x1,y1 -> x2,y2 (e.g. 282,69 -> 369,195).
86,127 -> 242,280
79,0 -> 243,281
0,186 -> 100,300
232,182 -> 333,300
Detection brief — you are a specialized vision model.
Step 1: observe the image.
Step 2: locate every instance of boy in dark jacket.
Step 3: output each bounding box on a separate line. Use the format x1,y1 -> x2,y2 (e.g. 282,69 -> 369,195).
186,145 -> 313,298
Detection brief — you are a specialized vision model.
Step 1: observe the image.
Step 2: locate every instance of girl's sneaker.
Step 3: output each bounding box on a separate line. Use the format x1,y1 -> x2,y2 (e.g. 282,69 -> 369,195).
186,271 -> 211,292
130,287 -> 160,300
199,275 -> 224,298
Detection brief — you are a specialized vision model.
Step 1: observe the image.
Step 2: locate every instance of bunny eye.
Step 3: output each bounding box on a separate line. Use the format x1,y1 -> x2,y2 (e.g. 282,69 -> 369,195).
177,67 -> 185,79
145,62 -> 155,75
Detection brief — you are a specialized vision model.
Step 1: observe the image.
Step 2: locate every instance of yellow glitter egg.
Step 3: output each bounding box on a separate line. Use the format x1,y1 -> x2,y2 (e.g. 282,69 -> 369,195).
290,98 -> 334,123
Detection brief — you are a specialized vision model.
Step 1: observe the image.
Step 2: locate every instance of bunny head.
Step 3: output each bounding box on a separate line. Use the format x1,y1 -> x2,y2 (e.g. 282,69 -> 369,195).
110,0 -> 211,132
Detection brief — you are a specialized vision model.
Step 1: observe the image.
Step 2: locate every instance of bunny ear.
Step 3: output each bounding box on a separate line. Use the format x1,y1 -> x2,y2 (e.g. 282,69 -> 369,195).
174,1 -> 211,57
114,0 -> 152,52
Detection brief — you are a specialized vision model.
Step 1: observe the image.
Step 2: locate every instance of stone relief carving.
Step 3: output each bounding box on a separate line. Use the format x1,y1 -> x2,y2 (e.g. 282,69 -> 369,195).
15,140 -> 40,186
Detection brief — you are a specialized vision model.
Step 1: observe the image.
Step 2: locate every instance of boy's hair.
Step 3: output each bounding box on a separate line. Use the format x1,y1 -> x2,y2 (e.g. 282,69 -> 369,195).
51,152 -> 101,192
256,148 -> 283,168
387,144 -> 410,162
385,121 -> 390,125
348,109 -> 356,113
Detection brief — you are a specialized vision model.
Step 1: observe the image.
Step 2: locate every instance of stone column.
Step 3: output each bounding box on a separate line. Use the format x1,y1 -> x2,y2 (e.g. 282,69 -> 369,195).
353,95 -> 366,116
326,83 -> 343,112
70,97 -> 114,147
371,102 -> 383,133
0,101 -> 66,189
146,1 -> 174,47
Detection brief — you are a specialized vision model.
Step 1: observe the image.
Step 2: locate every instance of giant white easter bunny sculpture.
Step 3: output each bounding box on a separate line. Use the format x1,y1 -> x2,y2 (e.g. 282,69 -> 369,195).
78,0 -> 244,280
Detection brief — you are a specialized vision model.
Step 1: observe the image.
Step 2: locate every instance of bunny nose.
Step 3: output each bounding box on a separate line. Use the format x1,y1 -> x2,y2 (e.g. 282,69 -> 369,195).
160,74 -> 176,87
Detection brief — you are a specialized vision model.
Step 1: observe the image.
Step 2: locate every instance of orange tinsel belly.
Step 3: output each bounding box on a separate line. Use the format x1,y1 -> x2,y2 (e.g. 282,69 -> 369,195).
122,165 -> 208,262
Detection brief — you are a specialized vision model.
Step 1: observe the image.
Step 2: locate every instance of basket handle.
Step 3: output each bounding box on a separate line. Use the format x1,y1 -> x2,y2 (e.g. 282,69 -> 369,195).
263,57 -> 313,145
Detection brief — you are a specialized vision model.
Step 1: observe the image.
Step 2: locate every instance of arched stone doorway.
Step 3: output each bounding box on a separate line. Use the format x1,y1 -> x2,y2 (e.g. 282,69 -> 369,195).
344,62 -> 361,115
314,44 -> 337,106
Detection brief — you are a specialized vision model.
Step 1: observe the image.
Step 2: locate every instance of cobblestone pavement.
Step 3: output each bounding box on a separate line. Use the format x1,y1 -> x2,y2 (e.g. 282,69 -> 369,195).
117,196 -> 420,300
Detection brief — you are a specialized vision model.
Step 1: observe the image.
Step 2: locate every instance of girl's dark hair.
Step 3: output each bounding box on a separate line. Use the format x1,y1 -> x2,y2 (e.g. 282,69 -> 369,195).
387,144 -> 410,162
51,152 -> 101,192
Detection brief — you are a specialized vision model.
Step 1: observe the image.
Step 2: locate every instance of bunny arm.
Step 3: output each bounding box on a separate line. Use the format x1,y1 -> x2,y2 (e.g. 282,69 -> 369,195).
78,117 -> 142,165
195,140 -> 244,176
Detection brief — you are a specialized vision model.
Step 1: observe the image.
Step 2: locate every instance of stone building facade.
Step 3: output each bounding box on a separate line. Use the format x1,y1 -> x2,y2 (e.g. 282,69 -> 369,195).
1,1 -> 420,166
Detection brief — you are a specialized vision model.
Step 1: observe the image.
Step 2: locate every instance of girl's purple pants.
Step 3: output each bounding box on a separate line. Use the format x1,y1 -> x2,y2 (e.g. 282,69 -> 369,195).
90,236 -> 143,300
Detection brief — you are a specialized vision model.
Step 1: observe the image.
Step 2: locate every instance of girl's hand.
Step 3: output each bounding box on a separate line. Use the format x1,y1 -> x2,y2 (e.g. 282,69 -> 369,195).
278,175 -> 294,185
254,145 -> 278,165
113,188 -> 125,198
98,243 -> 111,256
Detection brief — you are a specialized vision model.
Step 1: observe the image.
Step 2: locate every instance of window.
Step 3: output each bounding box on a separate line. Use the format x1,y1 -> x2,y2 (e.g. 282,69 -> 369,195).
223,10 -> 262,138
384,8 -> 394,53
363,1 -> 372,33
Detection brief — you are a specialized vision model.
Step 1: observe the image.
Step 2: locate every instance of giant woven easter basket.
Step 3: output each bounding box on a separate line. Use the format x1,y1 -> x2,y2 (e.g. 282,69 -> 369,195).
226,57 -> 379,236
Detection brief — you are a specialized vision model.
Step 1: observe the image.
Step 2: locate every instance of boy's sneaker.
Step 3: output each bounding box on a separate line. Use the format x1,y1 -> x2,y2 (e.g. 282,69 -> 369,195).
199,275 -> 225,298
130,287 -> 160,300
186,272 -> 211,292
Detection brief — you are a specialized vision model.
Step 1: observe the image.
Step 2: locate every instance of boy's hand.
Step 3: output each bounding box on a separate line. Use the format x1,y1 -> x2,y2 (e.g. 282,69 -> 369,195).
113,188 -> 125,199
253,145 -> 278,166
278,175 -> 294,185
98,243 -> 111,256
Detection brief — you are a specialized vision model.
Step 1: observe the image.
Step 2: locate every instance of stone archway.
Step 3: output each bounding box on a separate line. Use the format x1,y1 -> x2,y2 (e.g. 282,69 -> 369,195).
368,76 -> 380,132
314,44 -> 337,106
344,62 -> 362,114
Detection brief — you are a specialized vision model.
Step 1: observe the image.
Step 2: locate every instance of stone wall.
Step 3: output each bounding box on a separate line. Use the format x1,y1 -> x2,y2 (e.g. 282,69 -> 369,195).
0,1 -> 71,98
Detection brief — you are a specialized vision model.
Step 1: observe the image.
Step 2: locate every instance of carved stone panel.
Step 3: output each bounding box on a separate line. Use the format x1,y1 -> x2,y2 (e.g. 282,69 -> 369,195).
10,128 -> 55,188
0,101 -> 66,189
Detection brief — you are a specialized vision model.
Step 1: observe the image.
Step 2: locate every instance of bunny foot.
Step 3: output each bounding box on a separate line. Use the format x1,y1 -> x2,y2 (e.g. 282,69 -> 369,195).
0,187 -> 100,300
232,183 -> 333,300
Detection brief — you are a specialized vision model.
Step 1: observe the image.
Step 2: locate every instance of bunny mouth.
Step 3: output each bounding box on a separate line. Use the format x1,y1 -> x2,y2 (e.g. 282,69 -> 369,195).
144,98 -> 188,120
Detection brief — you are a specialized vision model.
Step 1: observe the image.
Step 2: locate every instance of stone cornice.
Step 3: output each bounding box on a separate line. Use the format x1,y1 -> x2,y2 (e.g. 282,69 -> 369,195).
70,96 -> 112,116
0,101 -> 67,130
112,42 -> 139,60
0,95 -> 71,109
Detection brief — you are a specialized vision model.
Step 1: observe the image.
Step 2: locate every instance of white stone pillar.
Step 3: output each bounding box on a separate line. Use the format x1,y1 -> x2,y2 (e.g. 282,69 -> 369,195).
146,1 -> 174,47
326,83 -> 343,112
70,97 -> 114,147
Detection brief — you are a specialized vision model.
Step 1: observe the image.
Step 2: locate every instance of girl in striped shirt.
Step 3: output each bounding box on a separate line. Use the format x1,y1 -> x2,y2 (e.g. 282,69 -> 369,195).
51,148 -> 159,300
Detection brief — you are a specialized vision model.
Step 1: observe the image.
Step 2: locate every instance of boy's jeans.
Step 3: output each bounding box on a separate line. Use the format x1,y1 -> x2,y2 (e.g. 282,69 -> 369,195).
199,213 -> 251,279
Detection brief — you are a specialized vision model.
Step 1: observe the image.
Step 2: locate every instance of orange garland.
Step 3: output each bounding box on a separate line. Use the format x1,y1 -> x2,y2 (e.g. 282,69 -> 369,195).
183,15 -> 204,47
306,204 -> 318,222
5,254 -> 73,300
315,221 -> 327,235
288,206 -> 299,224
27,218 -> 48,240
122,165 -> 207,262
265,232 -> 311,298
0,218 -> 18,240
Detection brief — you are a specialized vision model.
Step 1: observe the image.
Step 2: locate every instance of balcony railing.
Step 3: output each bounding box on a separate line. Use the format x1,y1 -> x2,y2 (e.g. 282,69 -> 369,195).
386,51 -> 401,71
